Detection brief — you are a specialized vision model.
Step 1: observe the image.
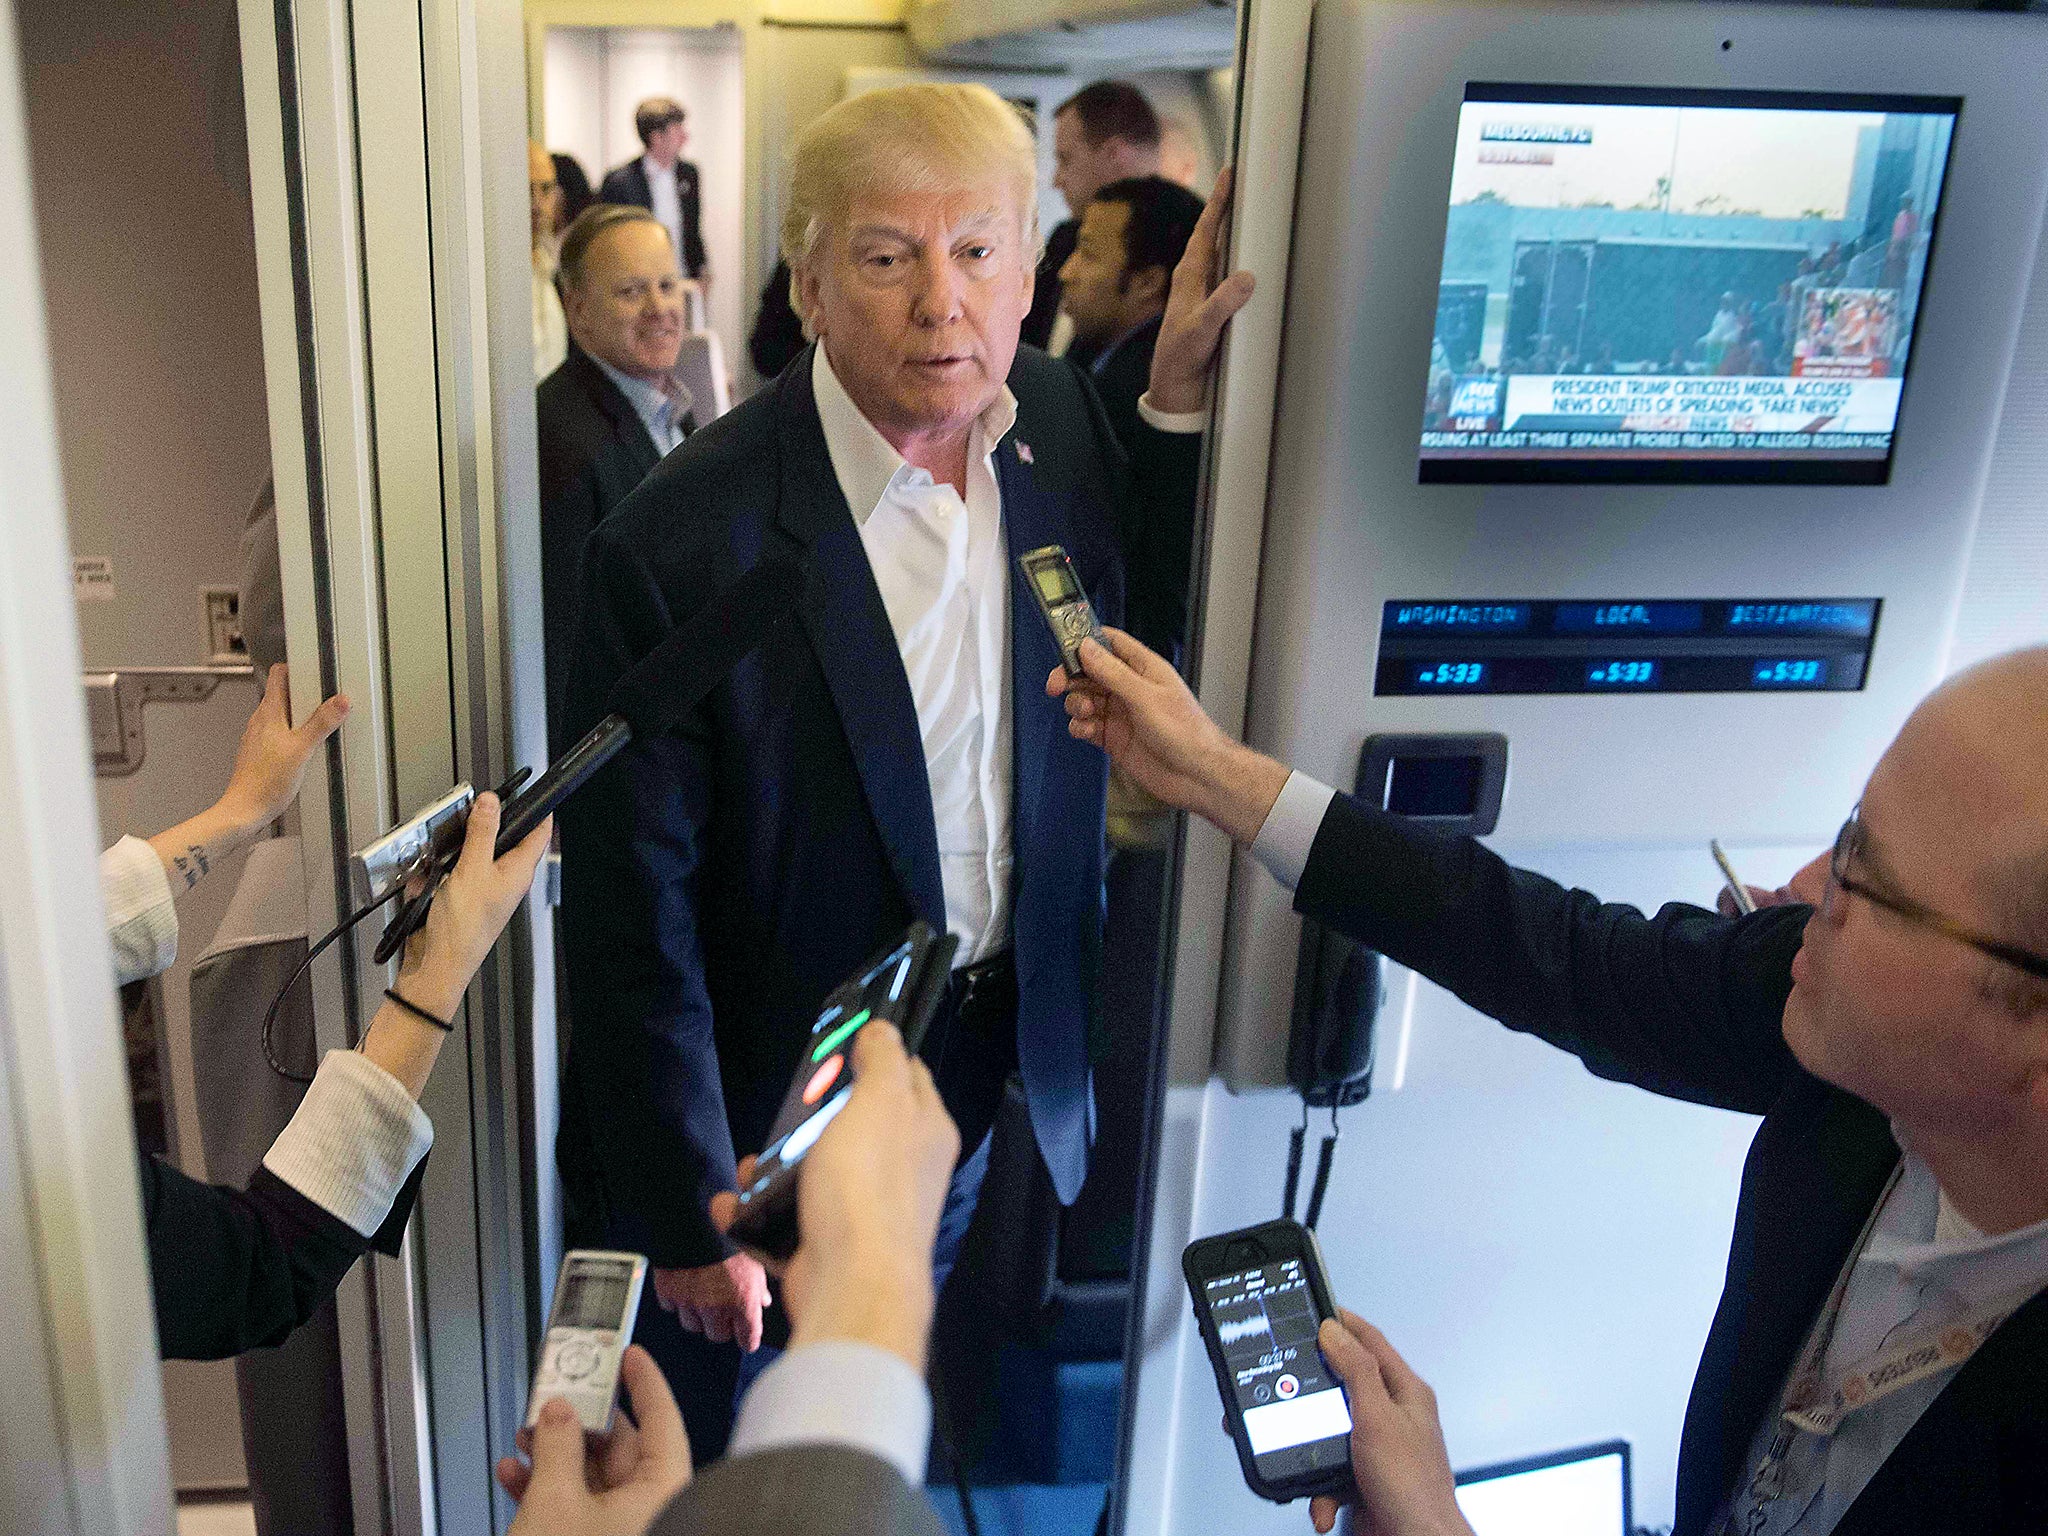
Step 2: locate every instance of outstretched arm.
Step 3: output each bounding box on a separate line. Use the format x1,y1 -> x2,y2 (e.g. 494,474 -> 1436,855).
1049,628 -> 1804,1114
150,794 -> 551,1359
147,662 -> 349,894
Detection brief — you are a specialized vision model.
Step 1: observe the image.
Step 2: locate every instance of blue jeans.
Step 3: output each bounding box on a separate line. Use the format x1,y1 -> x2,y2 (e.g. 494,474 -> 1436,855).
734,1131 -> 993,1402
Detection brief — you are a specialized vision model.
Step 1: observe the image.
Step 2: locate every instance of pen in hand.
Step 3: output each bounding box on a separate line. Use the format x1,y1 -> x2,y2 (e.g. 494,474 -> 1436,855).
1711,839 -> 1757,915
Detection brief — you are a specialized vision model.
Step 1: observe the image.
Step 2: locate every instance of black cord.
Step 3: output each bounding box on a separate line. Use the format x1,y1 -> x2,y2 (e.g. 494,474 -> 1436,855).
928,1356 -> 983,1536
261,886 -> 404,1084
1282,1102 -> 1308,1220
1304,1104 -> 1342,1232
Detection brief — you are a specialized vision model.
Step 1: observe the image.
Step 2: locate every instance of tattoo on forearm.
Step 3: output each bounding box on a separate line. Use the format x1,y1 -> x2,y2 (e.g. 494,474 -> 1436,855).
171,844 -> 210,891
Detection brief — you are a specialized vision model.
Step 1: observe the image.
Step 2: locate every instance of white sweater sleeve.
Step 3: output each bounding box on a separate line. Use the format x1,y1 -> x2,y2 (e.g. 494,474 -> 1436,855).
101,835 -> 179,986
263,1050 -> 435,1236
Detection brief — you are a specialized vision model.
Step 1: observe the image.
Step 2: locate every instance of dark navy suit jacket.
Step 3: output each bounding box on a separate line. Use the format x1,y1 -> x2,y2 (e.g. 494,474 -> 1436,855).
556,345 -> 1198,1268
537,347 -> 664,754
597,157 -> 707,279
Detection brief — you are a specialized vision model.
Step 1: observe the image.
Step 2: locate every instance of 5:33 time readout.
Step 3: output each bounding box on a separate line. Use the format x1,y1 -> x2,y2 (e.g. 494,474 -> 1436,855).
1379,598 -> 1879,696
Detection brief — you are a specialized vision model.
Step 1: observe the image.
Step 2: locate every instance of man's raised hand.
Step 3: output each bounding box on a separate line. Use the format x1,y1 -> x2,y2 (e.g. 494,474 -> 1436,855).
1147,165 -> 1257,415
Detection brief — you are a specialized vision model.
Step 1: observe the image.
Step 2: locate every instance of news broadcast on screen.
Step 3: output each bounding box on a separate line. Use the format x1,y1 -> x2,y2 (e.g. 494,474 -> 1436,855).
1418,84 -> 1958,482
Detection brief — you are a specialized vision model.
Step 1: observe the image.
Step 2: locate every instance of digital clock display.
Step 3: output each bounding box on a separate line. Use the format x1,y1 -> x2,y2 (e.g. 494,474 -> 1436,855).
1375,597 -> 1878,696
1415,661 -> 1487,688
1753,659 -> 1827,687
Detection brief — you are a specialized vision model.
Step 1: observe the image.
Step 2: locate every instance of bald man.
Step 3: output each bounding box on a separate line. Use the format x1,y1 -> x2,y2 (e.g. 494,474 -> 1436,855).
1052,639 -> 2048,1536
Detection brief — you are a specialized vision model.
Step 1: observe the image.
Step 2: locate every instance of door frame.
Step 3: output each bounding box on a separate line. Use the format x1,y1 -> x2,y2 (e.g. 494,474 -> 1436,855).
235,0 -> 549,1528
0,2 -> 176,1529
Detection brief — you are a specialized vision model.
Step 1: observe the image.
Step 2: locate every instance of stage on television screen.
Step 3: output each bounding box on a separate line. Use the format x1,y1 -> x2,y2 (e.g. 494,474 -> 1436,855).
1418,85 -> 1959,484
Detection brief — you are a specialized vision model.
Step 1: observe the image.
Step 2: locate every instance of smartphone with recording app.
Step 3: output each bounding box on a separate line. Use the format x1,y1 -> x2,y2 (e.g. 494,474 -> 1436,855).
724,921 -> 957,1263
1183,1219 -> 1355,1503
526,1249 -> 648,1434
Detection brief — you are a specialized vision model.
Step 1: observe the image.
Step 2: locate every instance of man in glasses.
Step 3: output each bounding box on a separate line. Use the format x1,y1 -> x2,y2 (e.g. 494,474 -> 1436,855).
1051,636 -> 2048,1536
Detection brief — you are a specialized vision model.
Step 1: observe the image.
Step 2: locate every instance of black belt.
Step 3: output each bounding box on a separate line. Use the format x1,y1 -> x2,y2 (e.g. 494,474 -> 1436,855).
923,950 -> 1017,1075
944,949 -> 1016,1025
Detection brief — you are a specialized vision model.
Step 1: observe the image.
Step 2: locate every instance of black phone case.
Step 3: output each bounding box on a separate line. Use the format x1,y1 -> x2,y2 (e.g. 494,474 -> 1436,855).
725,926 -> 957,1263
1182,1219 -> 1355,1504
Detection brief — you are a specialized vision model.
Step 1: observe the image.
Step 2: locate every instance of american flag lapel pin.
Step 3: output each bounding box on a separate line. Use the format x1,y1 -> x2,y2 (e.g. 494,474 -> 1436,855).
1015,439 -> 1034,465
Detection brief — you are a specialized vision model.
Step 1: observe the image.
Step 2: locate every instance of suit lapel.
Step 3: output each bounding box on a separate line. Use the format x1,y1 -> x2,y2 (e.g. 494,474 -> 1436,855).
1687,1086 -> 1901,1530
572,347 -> 661,471
774,353 -> 946,930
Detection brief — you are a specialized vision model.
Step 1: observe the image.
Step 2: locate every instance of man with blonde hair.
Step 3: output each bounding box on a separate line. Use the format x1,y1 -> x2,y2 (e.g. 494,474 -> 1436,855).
557,81 -> 1252,1447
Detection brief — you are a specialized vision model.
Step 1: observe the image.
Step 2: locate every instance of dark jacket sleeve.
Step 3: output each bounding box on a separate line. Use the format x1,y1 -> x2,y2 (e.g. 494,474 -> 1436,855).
557,521 -> 740,1269
646,1445 -> 946,1536
1022,220 -> 1078,351
539,449 -> 605,755
749,263 -> 807,382
1296,792 -> 1808,1116
1101,389 -> 1201,664
142,1155 -> 369,1361
680,162 -> 708,279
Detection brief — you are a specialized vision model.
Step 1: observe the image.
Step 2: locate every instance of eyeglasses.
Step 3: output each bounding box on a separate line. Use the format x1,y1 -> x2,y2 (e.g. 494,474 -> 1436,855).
1826,806 -> 2048,981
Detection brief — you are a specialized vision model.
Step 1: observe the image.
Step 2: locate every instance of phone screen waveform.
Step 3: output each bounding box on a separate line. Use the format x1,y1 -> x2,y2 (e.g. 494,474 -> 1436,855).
1218,1310 -> 1273,1346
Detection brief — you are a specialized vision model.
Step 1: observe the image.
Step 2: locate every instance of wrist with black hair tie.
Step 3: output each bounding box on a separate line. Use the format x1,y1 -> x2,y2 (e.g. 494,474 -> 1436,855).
384,988 -> 455,1033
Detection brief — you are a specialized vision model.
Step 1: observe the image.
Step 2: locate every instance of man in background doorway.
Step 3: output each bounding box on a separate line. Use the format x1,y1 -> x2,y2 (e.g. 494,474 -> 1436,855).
1057,175 -> 1204,659
1022,80 -> 1161,356
530,140 -> 568,380
536,204 -> 692,752
601,97 -> 711,291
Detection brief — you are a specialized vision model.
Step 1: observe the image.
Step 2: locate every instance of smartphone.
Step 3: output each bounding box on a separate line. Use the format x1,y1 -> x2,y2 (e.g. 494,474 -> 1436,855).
525,1249 -> 648,1434
725,921 -> 958,1262
1183,1219 -> 1355,1503
1018,544 -> 1106,676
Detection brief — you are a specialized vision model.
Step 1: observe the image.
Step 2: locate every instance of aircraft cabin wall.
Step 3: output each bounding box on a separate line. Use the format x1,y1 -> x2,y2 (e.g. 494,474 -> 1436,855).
1143,3 -> 2048,1532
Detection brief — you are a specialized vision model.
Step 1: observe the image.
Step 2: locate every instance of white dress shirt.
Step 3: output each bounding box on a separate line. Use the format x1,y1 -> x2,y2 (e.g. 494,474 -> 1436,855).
98,838 -> 433,1238
811,345 -> 1016,964
593,354 -> 689,456
1249,771 -> 1341,891
729,1339 -> 933,1482
642,154 -> 684,272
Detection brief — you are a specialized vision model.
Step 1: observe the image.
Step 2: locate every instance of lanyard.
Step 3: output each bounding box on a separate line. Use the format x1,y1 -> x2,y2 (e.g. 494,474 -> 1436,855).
1781,1276 -> 2038,1435
1730,1165 -> 2044,1532
1730,1165 -> 1903,1528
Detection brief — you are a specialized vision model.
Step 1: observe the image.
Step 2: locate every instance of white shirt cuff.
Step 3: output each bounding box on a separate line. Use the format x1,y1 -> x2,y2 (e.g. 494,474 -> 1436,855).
1136,392 -> 1208,435
729,1340 -> 932,1486
101,835 -> 178,987
1250,772 -> 1338,892
262,1050 -> 434,1237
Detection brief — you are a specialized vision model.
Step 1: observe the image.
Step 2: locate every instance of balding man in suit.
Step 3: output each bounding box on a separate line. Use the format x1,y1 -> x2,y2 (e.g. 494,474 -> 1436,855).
536,203 -> 691,751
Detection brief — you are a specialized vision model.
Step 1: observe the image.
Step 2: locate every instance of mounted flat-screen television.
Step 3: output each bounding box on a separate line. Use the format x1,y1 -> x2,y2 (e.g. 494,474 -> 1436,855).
1418,84 -> 1959,483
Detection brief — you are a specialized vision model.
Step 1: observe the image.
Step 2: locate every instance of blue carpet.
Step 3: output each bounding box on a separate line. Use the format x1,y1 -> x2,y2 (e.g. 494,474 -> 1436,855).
928,1481 -> 1109,1536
